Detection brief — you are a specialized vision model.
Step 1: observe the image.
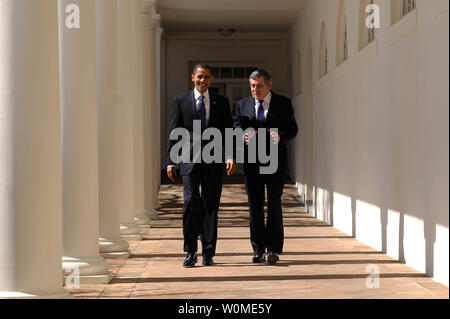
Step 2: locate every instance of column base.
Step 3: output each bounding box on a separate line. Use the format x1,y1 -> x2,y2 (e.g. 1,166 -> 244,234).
64,273 -> 112,285
99,236 -> 129,259
146,208 -> 159,220
306,199 -> 314,214
62,256 -> 112,285
137,224 -> 151,231
100,251 -> 130,259
0,289 -> 71,299
120,222 -> 142,241
121,234 -> 143,241
134,214 -> 151,226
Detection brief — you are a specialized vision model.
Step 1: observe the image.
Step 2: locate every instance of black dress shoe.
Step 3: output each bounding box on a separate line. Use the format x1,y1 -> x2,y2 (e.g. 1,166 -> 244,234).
252,253 -> 265,263
202,257 -> 214,266
267,252 -> 279,264
183,253 -> 197,267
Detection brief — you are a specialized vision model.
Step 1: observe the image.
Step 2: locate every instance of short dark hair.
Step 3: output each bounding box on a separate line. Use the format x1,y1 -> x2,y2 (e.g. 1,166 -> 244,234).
192,63 -> 213,75
249,69 -> 272,84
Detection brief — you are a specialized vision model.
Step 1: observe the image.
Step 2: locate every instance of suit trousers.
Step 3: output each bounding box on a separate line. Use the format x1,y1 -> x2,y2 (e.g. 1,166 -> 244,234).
244,167 -> 286,255
182,163 -> 223,257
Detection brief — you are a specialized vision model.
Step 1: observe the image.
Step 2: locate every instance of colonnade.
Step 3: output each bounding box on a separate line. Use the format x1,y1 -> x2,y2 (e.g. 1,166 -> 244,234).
0,0 -> 162,298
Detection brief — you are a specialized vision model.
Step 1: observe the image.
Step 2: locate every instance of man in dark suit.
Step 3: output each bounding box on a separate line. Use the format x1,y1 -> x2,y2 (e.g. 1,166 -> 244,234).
234,69 -> 298,264
166,64 -> 235,267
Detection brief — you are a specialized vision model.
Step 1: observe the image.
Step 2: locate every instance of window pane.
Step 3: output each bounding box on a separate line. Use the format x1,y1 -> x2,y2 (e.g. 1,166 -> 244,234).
233,67 -> 245,78
402,0 -> 416,17
246,67 -> 258,78
344,25 -> 348,61
368,27 -> 375,43
220,67 -> 232,78
211,67 -> 219,78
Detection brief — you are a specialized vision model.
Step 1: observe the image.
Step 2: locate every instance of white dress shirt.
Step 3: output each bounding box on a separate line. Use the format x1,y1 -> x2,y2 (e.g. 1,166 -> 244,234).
194,88 -> 210,126
254,91 -> 272,120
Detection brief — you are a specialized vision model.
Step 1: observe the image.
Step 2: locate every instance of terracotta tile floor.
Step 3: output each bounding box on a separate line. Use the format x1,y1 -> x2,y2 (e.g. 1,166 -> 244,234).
66,183 -> 449,299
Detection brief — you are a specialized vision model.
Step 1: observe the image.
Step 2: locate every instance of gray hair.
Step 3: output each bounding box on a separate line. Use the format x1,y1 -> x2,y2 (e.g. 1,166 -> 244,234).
249,69 -> 272,84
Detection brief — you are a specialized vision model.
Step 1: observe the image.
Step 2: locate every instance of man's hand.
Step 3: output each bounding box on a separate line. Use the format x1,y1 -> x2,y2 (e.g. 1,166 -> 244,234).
244,130 -> 257,145
167,166 -> 178,183
269,129 -> 280,144
226,159 -> 236,176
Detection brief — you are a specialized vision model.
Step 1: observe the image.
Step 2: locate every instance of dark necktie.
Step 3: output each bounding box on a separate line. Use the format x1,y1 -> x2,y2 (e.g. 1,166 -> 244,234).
198,94 -> 206,129
257,100 -> 265,127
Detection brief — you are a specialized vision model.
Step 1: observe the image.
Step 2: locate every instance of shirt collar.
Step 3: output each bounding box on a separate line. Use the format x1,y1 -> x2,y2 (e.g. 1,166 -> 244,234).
255,91 -> 272,105
194,88 -> 209,101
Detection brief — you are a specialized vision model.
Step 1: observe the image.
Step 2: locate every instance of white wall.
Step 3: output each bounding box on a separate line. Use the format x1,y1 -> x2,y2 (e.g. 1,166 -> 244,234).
289,0 -> 449,285
162,32 -> 289,167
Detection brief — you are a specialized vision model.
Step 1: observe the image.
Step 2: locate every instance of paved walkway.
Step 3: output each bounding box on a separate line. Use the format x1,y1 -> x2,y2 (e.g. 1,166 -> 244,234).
66,183 -> 448,299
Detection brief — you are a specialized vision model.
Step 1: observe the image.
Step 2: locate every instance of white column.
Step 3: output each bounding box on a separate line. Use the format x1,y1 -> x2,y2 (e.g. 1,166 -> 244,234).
58,0 -> 112,284
0,0 -> 68,298
149,11 -> 161,209
150,11 -> 161,210
132,0 -> 151,227
160,35 -> 167,174
142,5 -> 159,220
117,0 -> 142,241
156,26 -> 163,187
96,0 -> 129,258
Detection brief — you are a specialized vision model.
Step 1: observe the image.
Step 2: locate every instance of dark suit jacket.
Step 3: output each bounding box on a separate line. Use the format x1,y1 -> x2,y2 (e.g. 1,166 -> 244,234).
233,91 -> 298,176
166,90 -> 233,176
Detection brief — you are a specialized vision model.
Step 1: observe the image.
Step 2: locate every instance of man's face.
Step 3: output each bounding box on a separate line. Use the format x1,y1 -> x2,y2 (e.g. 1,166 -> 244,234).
250,76 -> 272,101
192,68 -> 213,94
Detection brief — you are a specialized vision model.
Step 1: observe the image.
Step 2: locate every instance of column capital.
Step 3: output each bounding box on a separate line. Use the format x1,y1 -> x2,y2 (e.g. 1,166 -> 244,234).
149,7 -> 161,30
142,0 -> 157,14
142,2 -> 160,30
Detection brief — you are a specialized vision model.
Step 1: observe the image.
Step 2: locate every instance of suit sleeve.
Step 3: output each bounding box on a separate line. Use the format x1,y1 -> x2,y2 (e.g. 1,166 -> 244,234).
278,99 -> 298,145
232,101 -> 246,160
233,100 -> 242,129
222,97 -> 234,161
165,97 -> 183,167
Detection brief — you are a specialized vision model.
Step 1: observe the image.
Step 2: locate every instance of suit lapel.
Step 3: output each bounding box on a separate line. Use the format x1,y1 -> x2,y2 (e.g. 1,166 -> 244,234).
266,91 -> 276,125
190,90 -> 198,118
246,97 -> 256,121
208,93 -> 216,128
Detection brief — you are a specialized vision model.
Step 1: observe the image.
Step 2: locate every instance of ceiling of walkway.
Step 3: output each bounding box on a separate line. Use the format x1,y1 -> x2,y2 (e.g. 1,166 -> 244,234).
156,0 -> 307,32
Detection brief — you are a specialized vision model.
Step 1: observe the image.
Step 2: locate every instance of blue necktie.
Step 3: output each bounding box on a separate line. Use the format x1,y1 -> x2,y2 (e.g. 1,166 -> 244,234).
198,95 -> 206,129
257,100 -> 265,127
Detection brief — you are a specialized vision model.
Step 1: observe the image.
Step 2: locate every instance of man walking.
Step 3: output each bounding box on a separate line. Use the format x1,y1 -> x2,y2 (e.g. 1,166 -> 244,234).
166,64 -> 235,267
234,69 -> 298,264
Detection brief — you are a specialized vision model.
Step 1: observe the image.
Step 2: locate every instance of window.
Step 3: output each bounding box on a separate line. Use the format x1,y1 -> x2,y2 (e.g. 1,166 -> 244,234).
196,64 -> 258,80
233,67 -> 245,79
211,67 -> 219,78
359,0 -> 376,50
336,0 -> 348,66
391,0 -> 416,25
245,67 -> 258,78
319,21 -> 328,79
402,0 -> 416,16
220,67 -> 232,78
